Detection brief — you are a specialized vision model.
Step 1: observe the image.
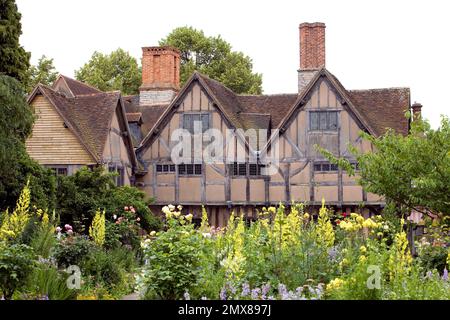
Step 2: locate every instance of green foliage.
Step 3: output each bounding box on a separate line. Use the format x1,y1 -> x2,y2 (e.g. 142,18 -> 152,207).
0,0 -> 30,84
25,263 -> 77,300
99,186 -> 162,232
137,203 -> 449,300
140,206 -> 202,300
75,48 -> 141,95
0,74 -> 34,141
0,243 -> 35,299
56,167 -> 160,233
26,55 -> 58,92
418,244 -> 448,274
160,26 -> 262,94
29,219 -> 57,259
318,116 -> 450,218
53,235 -> 94,268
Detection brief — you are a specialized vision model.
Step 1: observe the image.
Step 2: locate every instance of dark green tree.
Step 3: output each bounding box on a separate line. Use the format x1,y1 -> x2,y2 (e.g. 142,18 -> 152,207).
0,0 -> 30,83
75,48 -> 141,95
26,55 -> 58,92
160,26 -> 263,94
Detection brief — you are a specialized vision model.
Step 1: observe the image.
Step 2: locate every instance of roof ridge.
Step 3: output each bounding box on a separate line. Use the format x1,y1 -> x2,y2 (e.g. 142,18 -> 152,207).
60,75 -> 102,92
349,87 -> 410,92
238,93 -> 298,97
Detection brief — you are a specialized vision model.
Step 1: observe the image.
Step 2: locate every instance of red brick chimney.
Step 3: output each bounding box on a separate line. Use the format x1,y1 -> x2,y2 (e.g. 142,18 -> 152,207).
139,46 -> 180,106
299,22 -> 326,70
298,22 -> 326,92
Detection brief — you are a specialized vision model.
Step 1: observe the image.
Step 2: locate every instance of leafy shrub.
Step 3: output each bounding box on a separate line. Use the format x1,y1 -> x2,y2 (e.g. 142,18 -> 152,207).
0,243 -> 35,299
418,244 -> 448,274
53,235 -> 94,268
25,263 -> 77,300
56,167 -> 161,233
139,206 -> 201,300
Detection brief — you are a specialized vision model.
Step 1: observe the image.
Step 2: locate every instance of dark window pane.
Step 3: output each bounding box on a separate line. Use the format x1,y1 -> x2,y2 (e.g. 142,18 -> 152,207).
170,165 -> 175,172
314,164 -> 322,171
249,164 -> 257,176
329,112 -> 338,130
195,164 -> 202,175
163,165 -> 169,172
319,112 -> 328,130
201,114 -> 209,132
322,163 -> 330,171
330,163 -> 338,171
310,112 -> 319,130
186,164 -> 194,175
57,168 -> 68,176
238,163 -> 247,176
156,165 -> 162,172
178,164 -> 186,175
183,114 -> 192,133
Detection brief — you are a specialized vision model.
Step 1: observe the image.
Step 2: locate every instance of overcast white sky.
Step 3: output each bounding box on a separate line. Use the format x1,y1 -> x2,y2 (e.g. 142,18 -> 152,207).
16,0 -> 450,128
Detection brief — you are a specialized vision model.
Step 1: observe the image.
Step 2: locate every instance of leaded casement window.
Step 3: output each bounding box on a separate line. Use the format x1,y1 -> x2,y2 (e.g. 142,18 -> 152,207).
109,165 -> 125,186
313,162 -> 339,172
182,113 -> 210,134
309,111 -> 338,131
178,163 -> 202,176
49,167 -> 68,176
156,164 -> 176,173
228,162 -> 266,176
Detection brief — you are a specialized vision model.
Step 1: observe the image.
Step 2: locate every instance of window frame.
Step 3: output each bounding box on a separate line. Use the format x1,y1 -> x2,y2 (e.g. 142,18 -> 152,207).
156,163 -> 176,174
178,163 -> 203,176
182,112 -> 211,134
309,110 -> 339,131
313,162 -> 339,173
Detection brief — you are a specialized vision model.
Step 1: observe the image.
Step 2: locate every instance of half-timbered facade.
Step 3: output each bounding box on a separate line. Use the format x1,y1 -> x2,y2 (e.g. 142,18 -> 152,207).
26,22 -> 417,225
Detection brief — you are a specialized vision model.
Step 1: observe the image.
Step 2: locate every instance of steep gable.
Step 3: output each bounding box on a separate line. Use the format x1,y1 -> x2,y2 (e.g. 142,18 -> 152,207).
26,93 -> 96,165
53,75 -> 102,97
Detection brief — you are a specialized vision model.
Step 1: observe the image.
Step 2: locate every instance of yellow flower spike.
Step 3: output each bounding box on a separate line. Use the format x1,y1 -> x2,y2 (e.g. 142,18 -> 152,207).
359,255 -> 367,263
360,246 -> 367,254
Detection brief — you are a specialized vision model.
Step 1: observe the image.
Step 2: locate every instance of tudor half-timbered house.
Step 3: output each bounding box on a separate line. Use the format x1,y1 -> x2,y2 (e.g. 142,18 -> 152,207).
126,23 -> 414,225
27,22 -> 419,226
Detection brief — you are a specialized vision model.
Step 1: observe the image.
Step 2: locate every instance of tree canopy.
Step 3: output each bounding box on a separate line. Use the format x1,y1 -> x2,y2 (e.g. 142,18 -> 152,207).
75,48 -> 141,95
26,55 -> 58,92
0,0 -> 30,84
319,115 -> 450,219
160,26 -> 263,94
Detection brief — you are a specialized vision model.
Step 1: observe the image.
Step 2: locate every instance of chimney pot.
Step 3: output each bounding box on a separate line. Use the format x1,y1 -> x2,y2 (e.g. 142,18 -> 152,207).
411,102 -> 423,121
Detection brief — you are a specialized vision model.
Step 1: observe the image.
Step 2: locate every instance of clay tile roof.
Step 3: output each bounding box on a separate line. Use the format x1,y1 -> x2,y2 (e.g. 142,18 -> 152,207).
38,85 -> 120,161
140,105 -> 169,136
126,112 -> 142,123
60,75 -> 102,96
347,88 -> 410,136
197,73 -> 244,128
238,94 -> 299,129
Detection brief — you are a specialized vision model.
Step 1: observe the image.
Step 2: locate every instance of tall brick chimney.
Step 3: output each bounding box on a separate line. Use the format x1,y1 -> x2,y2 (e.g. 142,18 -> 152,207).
139,46 -> 180,106
298,22 -> 326,92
